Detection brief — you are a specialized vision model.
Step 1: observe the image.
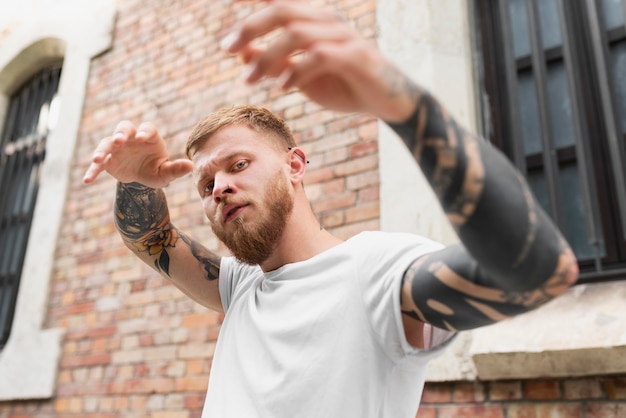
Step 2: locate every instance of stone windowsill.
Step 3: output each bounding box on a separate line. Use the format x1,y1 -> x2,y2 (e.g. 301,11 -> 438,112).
426,281 -> 626,381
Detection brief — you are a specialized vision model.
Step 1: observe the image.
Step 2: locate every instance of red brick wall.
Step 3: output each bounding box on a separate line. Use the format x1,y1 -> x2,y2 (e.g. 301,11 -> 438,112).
417,376 -> 626,418
0,0 -> 625,417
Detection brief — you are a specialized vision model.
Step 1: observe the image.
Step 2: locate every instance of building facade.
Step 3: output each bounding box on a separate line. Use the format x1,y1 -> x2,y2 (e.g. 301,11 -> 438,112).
0,0 -> 624,417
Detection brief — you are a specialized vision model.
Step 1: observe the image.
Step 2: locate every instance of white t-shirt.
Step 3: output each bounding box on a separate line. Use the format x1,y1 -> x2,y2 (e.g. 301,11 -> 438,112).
202,231 -> 452,418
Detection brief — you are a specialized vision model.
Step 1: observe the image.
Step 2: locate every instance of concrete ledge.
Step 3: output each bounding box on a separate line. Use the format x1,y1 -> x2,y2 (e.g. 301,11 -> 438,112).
469,281 -> 626,380
425,281 -> 626,381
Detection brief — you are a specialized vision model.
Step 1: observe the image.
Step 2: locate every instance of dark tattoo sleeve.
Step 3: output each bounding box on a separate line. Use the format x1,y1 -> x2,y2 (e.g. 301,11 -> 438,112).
387,86 -> 579,331
114,182 -> 220,281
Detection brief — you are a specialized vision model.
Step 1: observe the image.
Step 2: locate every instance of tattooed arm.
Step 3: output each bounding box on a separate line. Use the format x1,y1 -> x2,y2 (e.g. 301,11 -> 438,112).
386,77 -> 578,339
115,182 -> 223,312
83,119 -> 224,313
223,0 -> 578,344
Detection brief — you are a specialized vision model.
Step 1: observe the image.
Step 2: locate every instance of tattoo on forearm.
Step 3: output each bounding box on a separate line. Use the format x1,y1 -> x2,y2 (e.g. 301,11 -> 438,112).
115,182 -> 220,281
179,232 -> 220,281
386,74 -> 578,331
115,182 -> 177,276
380,64 -> 422,105
401,241 -> 578,331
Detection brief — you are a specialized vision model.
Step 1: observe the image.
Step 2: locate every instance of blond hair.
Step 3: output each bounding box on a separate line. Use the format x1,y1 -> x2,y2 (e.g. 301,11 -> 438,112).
186,105 -> 297,158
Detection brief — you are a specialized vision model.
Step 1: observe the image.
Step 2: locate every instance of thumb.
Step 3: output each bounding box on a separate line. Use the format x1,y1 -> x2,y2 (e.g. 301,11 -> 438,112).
160,159 -> 194,183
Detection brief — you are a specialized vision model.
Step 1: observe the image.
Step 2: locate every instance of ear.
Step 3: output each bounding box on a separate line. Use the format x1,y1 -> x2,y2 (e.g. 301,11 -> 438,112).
287,147 -> 308,184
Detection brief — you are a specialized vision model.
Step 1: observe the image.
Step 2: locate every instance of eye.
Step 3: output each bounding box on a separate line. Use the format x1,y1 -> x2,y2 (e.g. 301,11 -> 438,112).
203,180 -> 215,195
233,160 -> 248,171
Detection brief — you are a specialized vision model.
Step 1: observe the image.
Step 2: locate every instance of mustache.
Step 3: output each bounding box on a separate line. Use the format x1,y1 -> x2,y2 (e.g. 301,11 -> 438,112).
213,197 -> 250,223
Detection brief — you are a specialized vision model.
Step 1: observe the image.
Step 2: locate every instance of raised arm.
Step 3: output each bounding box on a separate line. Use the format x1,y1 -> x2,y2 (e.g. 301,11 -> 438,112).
84,122 -> 223,312
388,88 -> 578,334
224,0 -> 579,338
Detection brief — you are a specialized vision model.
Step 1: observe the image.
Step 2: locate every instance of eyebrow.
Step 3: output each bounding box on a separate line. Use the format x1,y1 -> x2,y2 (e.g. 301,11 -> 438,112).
194,150 -> 248,189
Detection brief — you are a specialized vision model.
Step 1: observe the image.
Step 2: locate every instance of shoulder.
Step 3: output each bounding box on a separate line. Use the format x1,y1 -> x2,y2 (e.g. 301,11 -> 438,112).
349,231 -> 444,255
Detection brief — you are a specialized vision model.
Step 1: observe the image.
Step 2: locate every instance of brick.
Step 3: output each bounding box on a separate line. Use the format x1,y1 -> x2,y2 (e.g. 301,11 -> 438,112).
605,377 -> 626,400
453,382 -> 486,403
182,312 -> 220,328
358,185 -> 380,202
61,353 -> 111,368
176,376 -> 209,392
178,343 -> 217,359
312,193 -> 357,213
186,359 -> 208,375
415,405 -> 436,418
185,393 -> 206,409
88,325 -> 117,338
322,178 -> 346,195
421,384 -> 452,404
350,139 -> 378,158
152,412 -> 190,418
334,154 -> 379,177
507,403 -> 581,418
346,169 -> 380,190
489,381 -> 522,401
564,378 -> 603,400
585,403 -> 626,418
438,405 -> 504,418
345,202 -> 380,224
523,380 -> 562,400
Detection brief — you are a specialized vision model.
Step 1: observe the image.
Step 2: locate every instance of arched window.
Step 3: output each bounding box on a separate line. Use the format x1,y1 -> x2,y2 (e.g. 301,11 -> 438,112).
0,64 -> 61,348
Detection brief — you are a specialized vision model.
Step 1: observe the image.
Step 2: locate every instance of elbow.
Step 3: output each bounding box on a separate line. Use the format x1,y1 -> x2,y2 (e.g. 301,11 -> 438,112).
545,245 -> 579,300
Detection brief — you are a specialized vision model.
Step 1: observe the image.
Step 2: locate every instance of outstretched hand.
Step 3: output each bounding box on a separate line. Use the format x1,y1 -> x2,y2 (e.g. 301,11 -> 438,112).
82,121 -> 194,189
222,0 -> 420,122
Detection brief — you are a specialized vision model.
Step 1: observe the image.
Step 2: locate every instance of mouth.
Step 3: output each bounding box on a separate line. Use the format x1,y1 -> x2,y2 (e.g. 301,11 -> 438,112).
222,203 -> 248,223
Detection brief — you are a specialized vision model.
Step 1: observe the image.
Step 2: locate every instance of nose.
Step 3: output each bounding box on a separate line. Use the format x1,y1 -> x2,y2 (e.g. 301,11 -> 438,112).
212,175 -> 234,204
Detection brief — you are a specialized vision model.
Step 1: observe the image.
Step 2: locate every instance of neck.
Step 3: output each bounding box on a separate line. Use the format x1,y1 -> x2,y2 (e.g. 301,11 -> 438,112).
260,193 -> 343,272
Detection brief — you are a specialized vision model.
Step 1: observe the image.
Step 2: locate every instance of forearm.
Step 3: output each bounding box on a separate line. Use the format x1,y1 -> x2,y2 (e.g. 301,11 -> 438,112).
387,88 -> 578,292
114,182 -> 178,276
114,182 -> 223,310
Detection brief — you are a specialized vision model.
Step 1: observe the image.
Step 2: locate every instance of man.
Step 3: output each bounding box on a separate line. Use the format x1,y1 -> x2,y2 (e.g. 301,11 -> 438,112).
83,1 -> 579,417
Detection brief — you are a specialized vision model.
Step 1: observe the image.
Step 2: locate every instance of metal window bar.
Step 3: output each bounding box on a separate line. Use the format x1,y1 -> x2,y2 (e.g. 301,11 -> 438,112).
0,64 -> 61,349
525,0 -> 564,228
555,0 -> 605,271
498,0 -> 528,172
586,0 -> 626,241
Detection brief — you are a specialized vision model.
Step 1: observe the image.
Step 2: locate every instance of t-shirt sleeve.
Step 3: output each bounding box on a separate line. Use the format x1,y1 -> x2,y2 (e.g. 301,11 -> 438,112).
355,232 -> 450,361
218,256 -> 261,313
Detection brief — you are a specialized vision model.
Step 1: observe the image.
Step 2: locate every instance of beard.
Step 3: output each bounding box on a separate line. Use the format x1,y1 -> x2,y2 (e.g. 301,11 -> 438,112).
210,170 -> 294,266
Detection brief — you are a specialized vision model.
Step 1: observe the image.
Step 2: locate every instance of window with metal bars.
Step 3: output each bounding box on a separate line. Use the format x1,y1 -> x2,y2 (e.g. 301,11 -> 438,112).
474,0 -> 626,284
0,64 -> 62,349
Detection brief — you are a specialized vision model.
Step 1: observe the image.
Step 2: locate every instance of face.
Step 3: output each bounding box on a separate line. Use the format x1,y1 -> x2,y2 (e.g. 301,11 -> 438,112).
192,125 -> 295,265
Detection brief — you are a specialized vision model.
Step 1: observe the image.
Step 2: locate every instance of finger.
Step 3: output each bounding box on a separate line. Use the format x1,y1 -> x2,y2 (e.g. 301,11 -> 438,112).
244,21 -> 349,83
108,120 -> 137,150
90,136 -> 115,164
136,122 -> 162,143
222,3 -> 335,54
83,161 -> 104,184
280,42 -> 350,90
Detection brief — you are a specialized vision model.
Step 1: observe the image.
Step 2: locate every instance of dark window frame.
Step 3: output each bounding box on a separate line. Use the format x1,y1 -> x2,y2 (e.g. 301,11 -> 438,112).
473,0 -> 626,284
0,63 -> 62,348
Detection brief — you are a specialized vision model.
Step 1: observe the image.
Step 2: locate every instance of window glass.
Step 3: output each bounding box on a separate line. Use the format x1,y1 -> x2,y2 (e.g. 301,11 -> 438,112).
547,61 -> 575,148
558,162 -> 606,259
600,0 -> 625,30
510,0 -> 532,58
538,0 -> 563,49
518,70 -> 543,155
611,41 -> 626,131
527,168 -> 550,212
